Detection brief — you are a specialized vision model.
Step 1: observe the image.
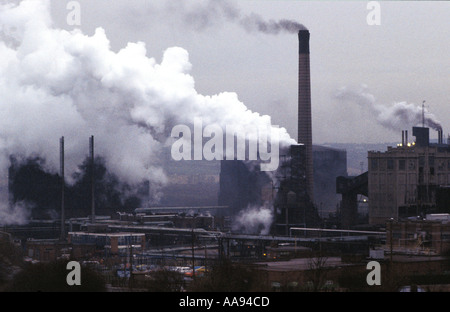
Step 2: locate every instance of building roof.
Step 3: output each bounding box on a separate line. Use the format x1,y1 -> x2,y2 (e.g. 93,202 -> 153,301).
68,231 -> 145,237
313,145 -> 346,153
254,257 -> 356,272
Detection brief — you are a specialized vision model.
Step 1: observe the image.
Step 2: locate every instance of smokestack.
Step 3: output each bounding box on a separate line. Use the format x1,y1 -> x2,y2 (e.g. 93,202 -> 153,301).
405,130 -> 408,146
60,136 -> 65,241
90,135 -> 95,224
402,131 -> 405,146
297,29 -> 313,201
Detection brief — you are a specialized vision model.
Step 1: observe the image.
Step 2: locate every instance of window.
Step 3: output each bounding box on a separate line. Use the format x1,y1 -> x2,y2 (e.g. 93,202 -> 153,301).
429,155 -> 435,167
387,158 -> 394,170
438,160 -> 445,171
371,158 -> 378,170
380,159 -> 387,171
429,156 -> 435,175
419,156 -> 425,166
399,159 -> 406,170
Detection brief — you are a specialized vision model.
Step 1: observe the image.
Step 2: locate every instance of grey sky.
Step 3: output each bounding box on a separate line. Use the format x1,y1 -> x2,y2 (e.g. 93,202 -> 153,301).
49,0 -> 450,144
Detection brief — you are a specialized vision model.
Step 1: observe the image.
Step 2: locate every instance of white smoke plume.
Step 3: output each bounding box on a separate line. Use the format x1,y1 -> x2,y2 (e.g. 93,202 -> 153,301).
334,85 -> 442,132
0,201 -> 32,226
0,0 -> 295,224
232,204 -> 273,235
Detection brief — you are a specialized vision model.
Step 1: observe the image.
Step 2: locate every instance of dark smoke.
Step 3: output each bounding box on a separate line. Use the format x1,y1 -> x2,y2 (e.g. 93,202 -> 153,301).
240,14 -> 307,34
8,155 -> 144,220
181,0 -> 240,30
163,0 -> 306,34
8,156 -> 59,220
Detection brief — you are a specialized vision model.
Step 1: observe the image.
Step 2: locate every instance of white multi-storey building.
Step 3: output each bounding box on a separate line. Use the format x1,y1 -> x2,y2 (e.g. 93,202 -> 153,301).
368,127 -> 450,225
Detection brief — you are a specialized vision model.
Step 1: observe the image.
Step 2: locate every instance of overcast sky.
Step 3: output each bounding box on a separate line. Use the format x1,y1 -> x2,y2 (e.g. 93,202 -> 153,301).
47,0 -> 450,144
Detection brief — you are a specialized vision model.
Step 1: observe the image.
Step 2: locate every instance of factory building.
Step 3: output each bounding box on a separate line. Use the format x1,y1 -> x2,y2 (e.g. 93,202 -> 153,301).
68,232 -> 146,257
313,145 -> 347,217
386,214 -> 450,256
218,160 -> 271,218
273,144 -> 319,235
218,144 -> 320,236
368,126 -> 450,225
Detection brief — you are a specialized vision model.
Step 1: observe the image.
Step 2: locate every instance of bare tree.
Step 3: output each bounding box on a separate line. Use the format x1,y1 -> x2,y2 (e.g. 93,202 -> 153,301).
306,252 -> 329,291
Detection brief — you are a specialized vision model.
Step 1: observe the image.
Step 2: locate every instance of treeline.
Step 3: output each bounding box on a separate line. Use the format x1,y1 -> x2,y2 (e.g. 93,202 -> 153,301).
9,156 -> 145,219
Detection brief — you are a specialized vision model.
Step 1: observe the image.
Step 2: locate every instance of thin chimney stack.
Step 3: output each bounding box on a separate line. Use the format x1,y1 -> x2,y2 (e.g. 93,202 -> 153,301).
90,135 -> 95,224
60,136 -> 65,240
297,29 -> 314,201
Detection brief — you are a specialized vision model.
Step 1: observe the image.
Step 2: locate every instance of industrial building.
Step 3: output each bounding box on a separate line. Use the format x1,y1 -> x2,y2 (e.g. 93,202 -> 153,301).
68,232 -> 146,256
253,252 -> 450,292
336,172 -> 368,229
313,145 -> 347,217
218,160 -> 271,219
386,214 -> 450,256
368,126 -> 450,225
273,144 -> 319,235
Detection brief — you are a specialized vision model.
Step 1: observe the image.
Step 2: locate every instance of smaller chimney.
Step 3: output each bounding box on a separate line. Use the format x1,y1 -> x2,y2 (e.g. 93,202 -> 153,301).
402,131 -> 405,146
90,135 -> 95,224
60,136 -> 65,241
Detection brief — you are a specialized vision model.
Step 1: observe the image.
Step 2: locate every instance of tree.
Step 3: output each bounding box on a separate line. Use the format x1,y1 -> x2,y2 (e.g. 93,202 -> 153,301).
0,237 -> 24,291
305,252 -> 330,291
143,268 -> 185,292
8,155 -> 144,219
187,260 -> 267,292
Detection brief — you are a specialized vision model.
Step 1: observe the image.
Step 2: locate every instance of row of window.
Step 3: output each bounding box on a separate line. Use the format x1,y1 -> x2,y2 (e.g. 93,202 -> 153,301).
70,234 -> 143,247
370,157 -> 450,172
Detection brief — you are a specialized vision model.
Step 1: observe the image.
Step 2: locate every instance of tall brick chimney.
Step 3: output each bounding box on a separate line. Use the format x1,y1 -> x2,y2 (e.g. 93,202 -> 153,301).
297,29 -> 313,202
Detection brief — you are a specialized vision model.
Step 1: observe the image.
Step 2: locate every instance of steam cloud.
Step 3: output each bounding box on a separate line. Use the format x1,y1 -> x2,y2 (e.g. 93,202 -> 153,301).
0,0 -> 296,224
334,85 -> 443,132
232,204 -> 273,235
